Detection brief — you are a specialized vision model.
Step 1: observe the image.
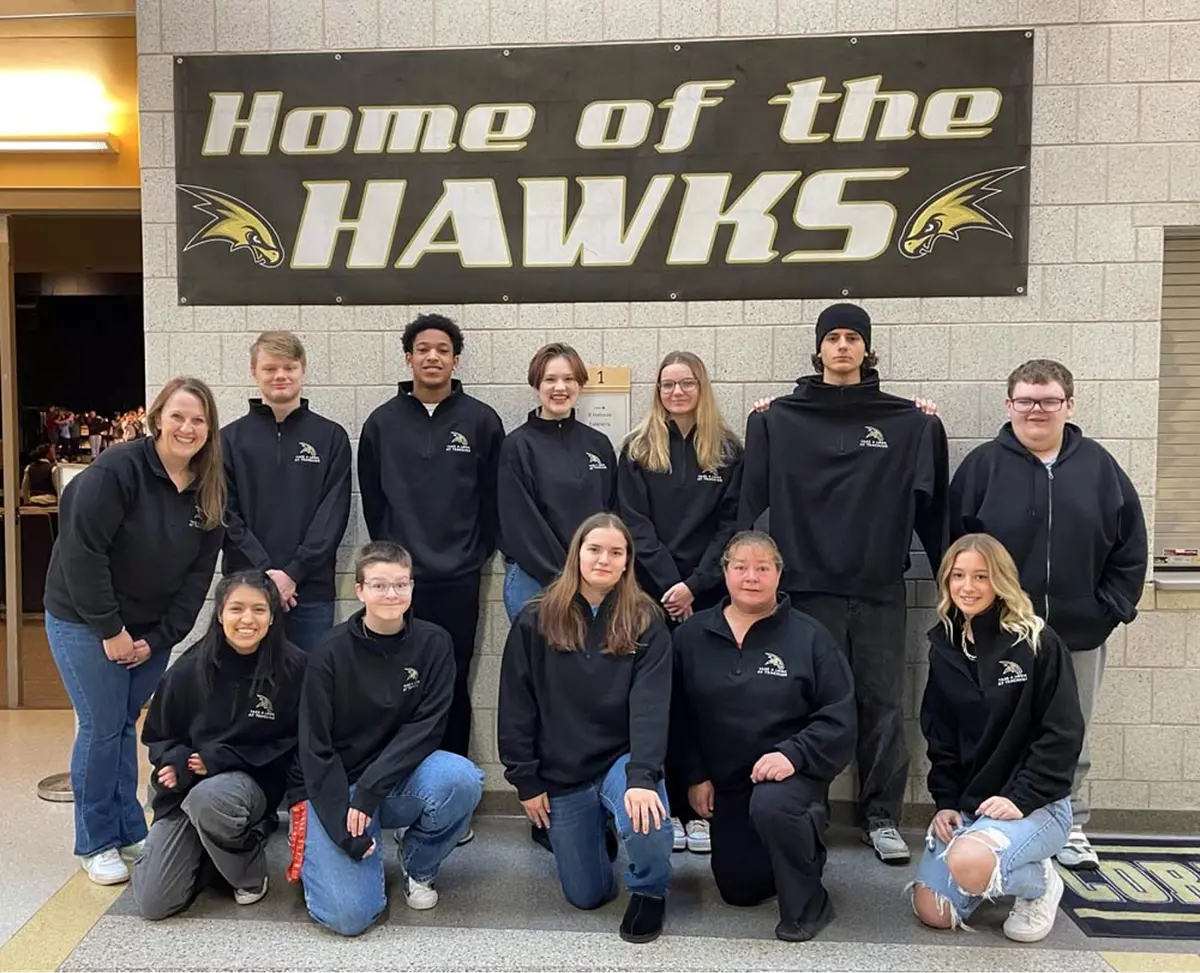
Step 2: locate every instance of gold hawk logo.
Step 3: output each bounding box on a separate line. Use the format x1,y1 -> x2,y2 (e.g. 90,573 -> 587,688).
446,431 -> 471,453
860,426 -> 889,449
177,184 -> 285,268
587,452 -> 608,471
187,505 -> 205,529
898,166 -> 1025,259
998,659 -> 1028,686
403,667 -> 421,692
757,652 -> 788,677
249,694 -> 276,720
294,441 -> 321,463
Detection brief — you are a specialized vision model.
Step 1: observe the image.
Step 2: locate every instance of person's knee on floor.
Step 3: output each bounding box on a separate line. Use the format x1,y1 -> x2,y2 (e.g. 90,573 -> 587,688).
314,894 -> 384,938
945,833 -> 1003,897
181,777 -> 253,838
911,883 -> 954,929
132,871 -> 187,922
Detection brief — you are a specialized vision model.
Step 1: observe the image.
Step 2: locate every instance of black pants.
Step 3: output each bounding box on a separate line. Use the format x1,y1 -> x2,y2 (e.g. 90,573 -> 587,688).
791,591 -> 908,827
410,572 -> 482,758
709,776 -> 829,924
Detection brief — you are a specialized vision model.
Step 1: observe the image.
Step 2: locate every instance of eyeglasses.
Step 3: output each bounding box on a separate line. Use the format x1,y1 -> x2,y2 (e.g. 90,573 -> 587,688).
1009,397 -> 1067,413
658,379 -> 699,393
361,580 -> 413,595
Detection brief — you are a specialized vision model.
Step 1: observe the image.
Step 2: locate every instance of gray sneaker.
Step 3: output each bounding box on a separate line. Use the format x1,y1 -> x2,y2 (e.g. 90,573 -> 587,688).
1055,827 -> 1100,871
864,821 -> 911,864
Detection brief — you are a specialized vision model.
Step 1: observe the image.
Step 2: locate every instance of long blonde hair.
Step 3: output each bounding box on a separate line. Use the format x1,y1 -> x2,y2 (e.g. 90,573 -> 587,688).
536,513 -> 659,656
936,533 -> 1044,652
146,376 -> 226,531
624,351 -> 739,474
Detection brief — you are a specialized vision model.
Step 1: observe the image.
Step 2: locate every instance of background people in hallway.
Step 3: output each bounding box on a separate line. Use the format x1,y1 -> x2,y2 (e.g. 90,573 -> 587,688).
672,531 -> 855,942
912,533 -> 1084,943
43,376 -> 226,886
949,359 -> 1147,871
740,303 -> 949,865
221,331 -> 352,653
291,542 -> 483,938
134,572 -> 306,918
358,313 -> 504,764
498,513 -> 674,944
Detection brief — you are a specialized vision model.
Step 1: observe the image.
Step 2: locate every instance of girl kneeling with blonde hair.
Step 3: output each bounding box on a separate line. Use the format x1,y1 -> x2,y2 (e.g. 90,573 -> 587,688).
911,533 -> 1084,942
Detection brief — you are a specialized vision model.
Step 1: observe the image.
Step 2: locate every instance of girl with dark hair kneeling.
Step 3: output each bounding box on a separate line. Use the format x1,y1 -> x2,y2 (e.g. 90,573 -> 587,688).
498,513 -> 674,944
672,531 -> 856,942
912,533 -> 1084,942
134,571 -> 306,917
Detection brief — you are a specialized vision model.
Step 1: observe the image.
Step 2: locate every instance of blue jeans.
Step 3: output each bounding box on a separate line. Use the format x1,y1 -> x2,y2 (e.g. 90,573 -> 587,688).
546,754 -> 673,910
503,560 -> 544,622
299,750 -> 484,937
913,797 -> 1072,924
45,612 -> 171,858
283,599 -> 335,653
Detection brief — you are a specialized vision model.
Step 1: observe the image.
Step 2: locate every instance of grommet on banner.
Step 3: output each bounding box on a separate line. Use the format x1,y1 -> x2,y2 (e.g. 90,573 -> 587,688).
335,295 -> 343,303
179,296 -> 188,304
850,37 -> 858,45
673,44 -> 681,52
1016,285 -> 1025,294
841,288 -> 850,296
334,54 -> 342,61
176,57 -> 183,64
503,49 -> 510,56
502,294 -> 510,302
669,292 -> 677,300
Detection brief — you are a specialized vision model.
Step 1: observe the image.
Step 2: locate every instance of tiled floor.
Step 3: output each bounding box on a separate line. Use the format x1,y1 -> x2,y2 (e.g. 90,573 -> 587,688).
2,710 -> 1199,972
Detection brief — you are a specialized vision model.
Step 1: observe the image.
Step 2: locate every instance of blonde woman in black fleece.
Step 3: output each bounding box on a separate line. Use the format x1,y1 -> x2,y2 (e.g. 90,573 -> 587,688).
498,512 -> 674,944
911,533 -> 1084,943
135,571 -> 306,918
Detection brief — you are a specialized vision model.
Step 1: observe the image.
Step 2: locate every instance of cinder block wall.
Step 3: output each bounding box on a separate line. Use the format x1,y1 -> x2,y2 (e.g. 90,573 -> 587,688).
139,0 -> 1200,813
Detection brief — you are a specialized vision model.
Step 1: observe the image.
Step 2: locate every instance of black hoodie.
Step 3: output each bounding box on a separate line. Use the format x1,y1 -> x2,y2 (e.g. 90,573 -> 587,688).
950,423 -> 1148,651
497,410 -> 617,585
497,594 -> 671,800
739,372 -> 949,599
296,609 -> 454,860
671,596 -> 856,792
221,400 -> 352,601
921,606 -> 1084,816
618,424 -> 744,600
43,437 -> 223,653
141,638 -> 307,821
358,382 -> 505,581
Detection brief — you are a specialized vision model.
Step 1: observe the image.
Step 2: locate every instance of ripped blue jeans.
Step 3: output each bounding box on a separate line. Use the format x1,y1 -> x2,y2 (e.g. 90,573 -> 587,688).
911,797 -> 1072,926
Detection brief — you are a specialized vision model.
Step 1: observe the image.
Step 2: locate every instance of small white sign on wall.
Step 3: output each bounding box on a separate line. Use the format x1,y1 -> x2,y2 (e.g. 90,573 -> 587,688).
578,365 -> 632,451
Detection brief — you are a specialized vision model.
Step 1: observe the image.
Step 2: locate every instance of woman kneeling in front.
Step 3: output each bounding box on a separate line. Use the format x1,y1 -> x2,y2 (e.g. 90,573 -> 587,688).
498,512 -> 674,944
672,531 -> 856,942
134,571 -> 306,917
912,533 -> 1084,942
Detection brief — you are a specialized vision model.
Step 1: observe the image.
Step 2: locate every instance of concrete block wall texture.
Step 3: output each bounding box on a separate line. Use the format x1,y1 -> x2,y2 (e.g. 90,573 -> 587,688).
138,0 -> 1200,811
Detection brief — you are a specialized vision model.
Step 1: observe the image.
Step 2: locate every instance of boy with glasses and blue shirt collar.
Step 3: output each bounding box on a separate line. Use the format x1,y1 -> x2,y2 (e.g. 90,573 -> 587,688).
949,359 -> 1148,872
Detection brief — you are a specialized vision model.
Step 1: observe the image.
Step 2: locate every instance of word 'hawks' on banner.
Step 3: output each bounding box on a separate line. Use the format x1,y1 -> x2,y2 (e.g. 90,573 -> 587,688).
172,31 -> 1033,306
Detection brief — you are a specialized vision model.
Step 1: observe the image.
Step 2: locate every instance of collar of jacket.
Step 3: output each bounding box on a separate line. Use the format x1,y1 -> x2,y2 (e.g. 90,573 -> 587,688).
527,407 -> 578,431
141,435 -> 199,493
248,398 -> 310,422
996,421 -> 1083,464
348,607 -> 414,653
700,592 -> 792,640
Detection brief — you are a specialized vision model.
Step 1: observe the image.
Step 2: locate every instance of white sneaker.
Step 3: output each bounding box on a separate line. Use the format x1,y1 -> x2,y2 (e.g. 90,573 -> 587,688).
234,875 -> 268,906
119,840 -> 145,861
456,826 -> 475,847
81,848 -> 130,886
1055,827 -> 1100,871
670,817 -> 686,852
404,875 -> 438,910
685,819 -> 711,854
1004,859 -> 1064,943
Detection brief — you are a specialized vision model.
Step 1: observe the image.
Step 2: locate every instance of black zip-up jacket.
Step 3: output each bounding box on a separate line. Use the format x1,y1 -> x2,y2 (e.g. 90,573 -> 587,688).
358,382 -> 505,581
618,424 -> 744,600
296,609 -> 454,860
671,596 -> 856,791
43,437 -> 223,653
498,594 -> 671,800
498,410 -> 617,585
950,423 -> 1148,651
739,371 -> 949,599
141,638 -> 307,821
921,606 -> 1084,816
221,400 -> 352,601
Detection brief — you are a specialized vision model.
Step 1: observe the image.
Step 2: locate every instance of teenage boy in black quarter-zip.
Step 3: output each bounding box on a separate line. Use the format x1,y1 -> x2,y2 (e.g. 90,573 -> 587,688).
950,359 -> 1147,873
740,303 -> 949,866
357,313 -> 505,761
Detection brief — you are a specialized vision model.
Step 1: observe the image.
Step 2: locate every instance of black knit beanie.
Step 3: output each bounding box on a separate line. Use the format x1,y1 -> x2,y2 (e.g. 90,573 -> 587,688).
815,303 -> 872,352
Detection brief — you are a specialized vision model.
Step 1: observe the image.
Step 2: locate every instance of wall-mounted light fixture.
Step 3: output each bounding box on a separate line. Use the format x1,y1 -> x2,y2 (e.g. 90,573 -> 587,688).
0,70 -> 118,152
0,134 -> 118,153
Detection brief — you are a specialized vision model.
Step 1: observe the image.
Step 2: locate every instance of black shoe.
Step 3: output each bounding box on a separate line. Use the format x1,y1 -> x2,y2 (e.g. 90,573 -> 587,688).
775,888 -> 835,943
531,824 -> 553,851
606,823 -> 619,862
619,893 -> 665,944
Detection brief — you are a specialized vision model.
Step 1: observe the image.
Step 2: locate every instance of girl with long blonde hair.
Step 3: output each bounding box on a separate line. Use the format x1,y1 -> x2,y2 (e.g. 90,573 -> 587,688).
911,533 -> 1084,943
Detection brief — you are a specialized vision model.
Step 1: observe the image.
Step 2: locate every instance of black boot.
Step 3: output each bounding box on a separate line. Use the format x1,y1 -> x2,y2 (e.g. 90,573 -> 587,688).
775,888 -> 834,943
619,893 -> 665,944
606,822 -> 619,862
531,823 -> 553,851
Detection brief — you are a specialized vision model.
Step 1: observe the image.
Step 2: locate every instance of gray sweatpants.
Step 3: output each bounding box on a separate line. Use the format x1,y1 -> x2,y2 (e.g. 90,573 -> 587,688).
132,771 -> 268,920
1069,643 -> 1106,829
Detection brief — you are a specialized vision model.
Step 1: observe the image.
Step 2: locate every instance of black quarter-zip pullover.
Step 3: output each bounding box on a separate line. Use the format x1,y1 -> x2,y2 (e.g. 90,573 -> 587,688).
921,606 -> 1084,816
671,596 -> 856,791
498,410 -> 617,585
358,381 -> 505,581
221,399 -> 352,601
739,371 -> 949,599
950,423 -> 1148,651
497,594 -> 671,800
43,437 -> 223,653
618,424 -> 744,600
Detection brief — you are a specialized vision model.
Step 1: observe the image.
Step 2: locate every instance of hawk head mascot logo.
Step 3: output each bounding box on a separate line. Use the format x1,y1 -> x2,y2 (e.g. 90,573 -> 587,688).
764,652 -> 786,671
899,166 -> 1024,259
177,185 -> 285,268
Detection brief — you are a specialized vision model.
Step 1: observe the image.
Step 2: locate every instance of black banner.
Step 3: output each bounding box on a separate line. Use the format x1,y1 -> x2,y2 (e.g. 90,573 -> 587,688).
173,31 -> 1033,306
